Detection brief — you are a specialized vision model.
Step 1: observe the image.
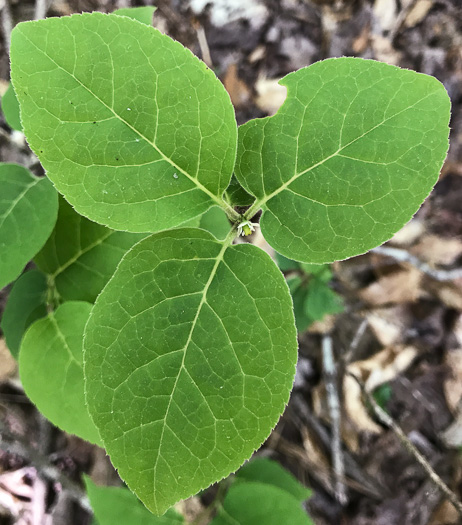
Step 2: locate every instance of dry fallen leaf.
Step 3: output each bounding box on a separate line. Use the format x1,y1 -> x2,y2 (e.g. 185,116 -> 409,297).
411,234 -> 462,266
404,0 -> 434,28
255,77 -> 287,115
366,306 -> 412,346
429,499 -> 460,525
0,339 -> 17,381
390,219 -> 425,246
359,267 -> 423,306
345,345 -> 418,434
443,348 -> 462,414
374,0 -> 398,32
223,63 -> 251,108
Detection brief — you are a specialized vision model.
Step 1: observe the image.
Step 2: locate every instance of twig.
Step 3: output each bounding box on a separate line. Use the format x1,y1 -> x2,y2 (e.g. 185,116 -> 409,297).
116,0 -> 131,8
322,334 -> 347,505
349,372 -> 462,517
372,245 -> 462,281
342,318 -> 368,365
193,21 -> 213,69
34,0 -> 50,20
389,0 -> 419,43
1,0 -> 13,53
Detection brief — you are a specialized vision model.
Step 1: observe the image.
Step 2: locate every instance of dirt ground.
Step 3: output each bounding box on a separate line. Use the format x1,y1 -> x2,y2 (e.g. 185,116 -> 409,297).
1,0 -> 462,524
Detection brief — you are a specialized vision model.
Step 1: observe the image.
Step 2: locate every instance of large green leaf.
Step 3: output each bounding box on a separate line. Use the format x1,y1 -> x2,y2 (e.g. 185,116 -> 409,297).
1,82 -> 22,131
10,12 -> 238,233
84,477 -> 183,525
0,163 -> 58,288
236,457 -> 311,502
34,198 -> 144,303
113,6 -> 156,25
210,482 -> 313,525
1,269 -> 48,359
236,58 -> 450,263
19,301 -> 101,445
84,228 -> 297,515
199,206 -> 230,240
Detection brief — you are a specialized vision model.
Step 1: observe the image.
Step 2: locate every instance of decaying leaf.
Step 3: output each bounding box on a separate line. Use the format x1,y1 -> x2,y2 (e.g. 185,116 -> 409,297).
345,345 -> 418,434
359,267 -> 424,305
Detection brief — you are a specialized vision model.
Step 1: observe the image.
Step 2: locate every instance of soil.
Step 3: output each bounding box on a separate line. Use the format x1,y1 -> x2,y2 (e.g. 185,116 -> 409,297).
1,1 -> 462,524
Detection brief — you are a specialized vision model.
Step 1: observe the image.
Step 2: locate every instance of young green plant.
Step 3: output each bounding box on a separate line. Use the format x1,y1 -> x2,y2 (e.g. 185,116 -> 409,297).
5,9 -> 450,516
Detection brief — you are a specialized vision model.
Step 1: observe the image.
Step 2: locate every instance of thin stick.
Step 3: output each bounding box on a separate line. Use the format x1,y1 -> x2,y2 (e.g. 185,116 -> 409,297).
322,334 -> 348,505
343,318 -> 368,365
1,0 -> 13,53
116,0 -> 131,8
194,22 -> 213,69
372,245 -> 462,281
349,372 -> 462,517
34,0 -> 50,20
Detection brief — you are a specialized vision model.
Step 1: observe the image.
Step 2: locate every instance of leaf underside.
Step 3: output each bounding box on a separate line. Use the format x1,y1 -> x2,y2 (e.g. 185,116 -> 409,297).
0,163 -> 58,289
84,228 -> 297,514
35,197 -> 145,302
10,12 -> 237,233
210,482 -> 313,525
84,477 -> 184,525
19,301 -> 102,445
1,82 -> 23,131
1,269 -> 48,359
236,57 -> 451,263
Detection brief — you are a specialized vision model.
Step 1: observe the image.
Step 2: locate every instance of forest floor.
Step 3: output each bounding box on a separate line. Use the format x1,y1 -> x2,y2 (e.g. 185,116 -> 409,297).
1,0 -> 462,524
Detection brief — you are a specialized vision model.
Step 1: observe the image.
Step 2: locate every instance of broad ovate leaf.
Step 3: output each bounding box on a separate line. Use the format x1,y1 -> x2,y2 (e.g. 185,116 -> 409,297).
112,6 -> 156,25
84,228 -> 297,514
210,482 -> 313,525
0,163 -> 58,288
236,457 -> 311,502
84,477 -> 183,525
35,198 -> 145,302
1,270 -> 48,359
199,206 -> 230,240
10,12 -> 237,233
19,301 -> 101,445
1,82 -> 22,131
236,58 -> 450,263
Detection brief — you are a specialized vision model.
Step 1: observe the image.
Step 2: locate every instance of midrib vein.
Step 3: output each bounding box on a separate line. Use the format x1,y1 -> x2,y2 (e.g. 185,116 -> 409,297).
20,32 -> 226,210
244,90 -> 435,219
0,177 -> 40,227
51,229 -> 114,278
152,229 -> 236,511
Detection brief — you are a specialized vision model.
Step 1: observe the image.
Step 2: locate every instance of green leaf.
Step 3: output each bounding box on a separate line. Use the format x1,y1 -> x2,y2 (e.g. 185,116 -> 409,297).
199,206 -> 230,240
0,163 -> 58,289
286,277 -> 311,333
84,228 -> 297,515
300,263 -> 331,282
84,477 -> 183,525
10,12 -> 237,233
210,482 -> 313,525
1,83 -> 22,131
372,383 -> 392,410
34,197 -> 145,303
1,270 -> 48,359
236,58 -> 450,263
236,458 -> 311,502
113,6 -> 157,25
276,253 -> 300,273
224,176 -> 255,207
19,301 -> 102,445
304,279 -> 343,323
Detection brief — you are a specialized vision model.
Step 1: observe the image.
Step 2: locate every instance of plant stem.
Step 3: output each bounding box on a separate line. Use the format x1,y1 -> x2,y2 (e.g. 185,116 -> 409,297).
243,200 -> 262,221
350,372 -> 462,517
